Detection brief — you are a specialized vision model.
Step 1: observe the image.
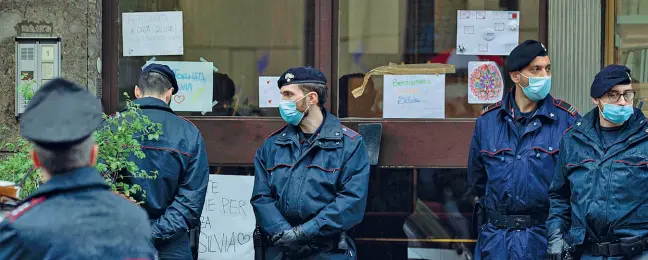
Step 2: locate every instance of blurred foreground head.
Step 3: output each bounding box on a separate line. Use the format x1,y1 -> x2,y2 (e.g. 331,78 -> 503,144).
19,78 -> 102,176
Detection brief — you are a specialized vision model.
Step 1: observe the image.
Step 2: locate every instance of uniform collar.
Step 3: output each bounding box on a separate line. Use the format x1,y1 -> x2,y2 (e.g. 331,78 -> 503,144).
573,106 -> 648,144
25,167 -> 109,200
132,97 -> 174,114
276,108 -> 343,142
499,89 -> 557,120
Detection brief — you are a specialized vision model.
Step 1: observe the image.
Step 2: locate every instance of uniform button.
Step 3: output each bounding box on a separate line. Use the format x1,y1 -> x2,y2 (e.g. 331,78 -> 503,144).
533,122 -> 537,126
335,132 -> 340,136
335,141 -> 340,144
516,155 -> 521,160
500,157 -> 505,162
492,148 -> 497,152
342,128 -> 347,131
536,153 -> 540,158
319,141 -> 323,145
549,147 -> 553,151
282,133 -> 286,136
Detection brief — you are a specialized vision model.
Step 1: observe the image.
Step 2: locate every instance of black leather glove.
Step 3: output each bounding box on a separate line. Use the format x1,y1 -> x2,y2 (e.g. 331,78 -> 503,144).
547,229 -> 573,260
271,225 -> 310,251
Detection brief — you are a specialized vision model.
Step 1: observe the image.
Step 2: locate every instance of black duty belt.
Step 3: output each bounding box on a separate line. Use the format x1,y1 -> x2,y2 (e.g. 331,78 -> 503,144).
583,237 -> 648,257
486,211 -> 548,229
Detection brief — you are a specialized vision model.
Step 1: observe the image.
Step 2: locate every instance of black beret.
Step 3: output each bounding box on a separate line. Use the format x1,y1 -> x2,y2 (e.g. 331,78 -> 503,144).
506,40 -> 549,72
20,78 -> 103,150
142,63 -> 179,94
277,66 -> 327,88
590,64 -> 632,98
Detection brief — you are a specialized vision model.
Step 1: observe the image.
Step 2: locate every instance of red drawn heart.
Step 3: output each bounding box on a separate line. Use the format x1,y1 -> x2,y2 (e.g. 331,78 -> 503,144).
268,100 -> 272,104
173,95 -> 186,104
266,80 -> 271,84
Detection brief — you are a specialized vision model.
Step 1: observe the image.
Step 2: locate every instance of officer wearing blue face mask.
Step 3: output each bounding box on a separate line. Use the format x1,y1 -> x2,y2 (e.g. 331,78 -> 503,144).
468,40 -> 581,260
251,66 -> 370,259
547,65 -> 648,259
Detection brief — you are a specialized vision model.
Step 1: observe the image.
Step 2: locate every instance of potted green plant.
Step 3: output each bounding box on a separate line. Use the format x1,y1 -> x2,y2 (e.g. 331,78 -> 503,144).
0,94 -> 161,204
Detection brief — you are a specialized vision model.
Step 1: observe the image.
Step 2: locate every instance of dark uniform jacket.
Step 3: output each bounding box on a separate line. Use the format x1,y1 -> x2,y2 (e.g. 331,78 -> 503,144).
0,167 -> 156,259
468,92 -> 579,259
548,107 -> 648,259
251,109 -> 370,259
122,97 -> 209,259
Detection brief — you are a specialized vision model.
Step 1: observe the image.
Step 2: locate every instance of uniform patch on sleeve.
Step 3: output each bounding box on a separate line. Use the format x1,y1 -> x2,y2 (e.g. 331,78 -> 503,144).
553,99 -> 578,116
481,101 -> 502,115
8,197 -> 46,223
340,124 -> 359,139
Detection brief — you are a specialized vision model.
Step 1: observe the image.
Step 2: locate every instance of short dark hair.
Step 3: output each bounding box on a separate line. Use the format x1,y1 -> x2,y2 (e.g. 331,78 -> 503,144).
33,135 -> 94,174
298,83 -> 327,106
138,71 -> 173,96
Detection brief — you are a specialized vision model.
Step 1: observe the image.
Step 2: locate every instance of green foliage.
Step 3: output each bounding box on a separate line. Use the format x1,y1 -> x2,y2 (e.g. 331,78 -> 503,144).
17,72 -> 36,101
0,93 -> 162,203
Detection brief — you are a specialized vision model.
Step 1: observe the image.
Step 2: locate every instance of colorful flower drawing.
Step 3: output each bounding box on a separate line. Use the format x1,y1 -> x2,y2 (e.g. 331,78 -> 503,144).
469,63 -> 503,102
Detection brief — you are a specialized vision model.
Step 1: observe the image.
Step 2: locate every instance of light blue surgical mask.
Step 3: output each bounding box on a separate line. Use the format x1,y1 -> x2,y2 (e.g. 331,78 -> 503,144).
279,93 -> 312,126
600,103 -> 634,125
519,73 -> 551,101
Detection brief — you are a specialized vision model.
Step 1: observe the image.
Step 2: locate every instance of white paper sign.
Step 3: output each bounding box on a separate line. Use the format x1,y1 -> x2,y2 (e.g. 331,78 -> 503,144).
198,175 -> 256,260
258,76 -> 281,108
144,61 -> 214,112
468,61 -> 504,104
383,74 -> 445,118
122,11 -> 184,56
456,10 -> 519,56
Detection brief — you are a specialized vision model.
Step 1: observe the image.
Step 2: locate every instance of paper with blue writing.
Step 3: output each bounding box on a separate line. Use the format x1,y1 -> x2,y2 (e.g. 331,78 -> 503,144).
144,61 -> 214,112
383,74 -> 446,118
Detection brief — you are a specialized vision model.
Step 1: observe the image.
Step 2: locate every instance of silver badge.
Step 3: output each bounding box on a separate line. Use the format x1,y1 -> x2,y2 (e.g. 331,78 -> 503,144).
285,73 -> 295,83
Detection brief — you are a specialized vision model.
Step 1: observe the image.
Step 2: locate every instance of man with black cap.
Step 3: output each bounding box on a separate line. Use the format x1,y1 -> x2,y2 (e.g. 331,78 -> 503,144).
120,63 -> 209,259
251,66 -> 370,259
0,78 -> 155,259
468,40 -> 580,259
547,65 -> 648,259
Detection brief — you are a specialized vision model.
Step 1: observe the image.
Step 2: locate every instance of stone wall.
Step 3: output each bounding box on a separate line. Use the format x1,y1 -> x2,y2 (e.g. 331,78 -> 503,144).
0,0 -> 101,150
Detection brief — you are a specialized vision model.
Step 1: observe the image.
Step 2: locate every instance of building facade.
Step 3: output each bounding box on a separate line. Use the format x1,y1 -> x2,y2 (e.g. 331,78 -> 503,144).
0,0 -> 639,259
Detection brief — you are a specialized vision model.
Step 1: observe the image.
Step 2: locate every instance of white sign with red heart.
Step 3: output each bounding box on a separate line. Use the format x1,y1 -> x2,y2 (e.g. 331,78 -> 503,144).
258,76 -> 281,108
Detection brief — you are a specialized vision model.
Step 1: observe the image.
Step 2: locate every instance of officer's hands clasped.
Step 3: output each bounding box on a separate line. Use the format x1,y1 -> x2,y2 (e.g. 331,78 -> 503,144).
271,225 -> 310,251
547,229 -> 573,260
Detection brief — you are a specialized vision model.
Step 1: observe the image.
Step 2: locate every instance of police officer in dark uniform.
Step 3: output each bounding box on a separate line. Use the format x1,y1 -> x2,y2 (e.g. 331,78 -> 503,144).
468,40 -> 580,259
547,65 -> 648,260
122,63 -> 209,260
0,78 -> 156,259
251,66 -> 370,259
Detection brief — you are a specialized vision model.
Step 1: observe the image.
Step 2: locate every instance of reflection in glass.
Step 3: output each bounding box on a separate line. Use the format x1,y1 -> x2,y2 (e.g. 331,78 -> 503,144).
337,0 -> 540,119
117,0 -> 314,116
615,0 -> 648,111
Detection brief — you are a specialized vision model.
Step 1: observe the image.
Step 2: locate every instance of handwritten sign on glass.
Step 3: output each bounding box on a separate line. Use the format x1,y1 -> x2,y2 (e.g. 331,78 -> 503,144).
122,11 -> 184,56
144,61 -> 214,112
199,175 -> 255,260
383,74 -> 446,118
258,76 -> 281,108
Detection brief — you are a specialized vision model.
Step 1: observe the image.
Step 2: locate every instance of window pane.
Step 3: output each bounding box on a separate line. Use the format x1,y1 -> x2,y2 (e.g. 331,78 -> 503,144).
615,0 -> 648,110
118,0 -> 314,117
337,0 -> 540,119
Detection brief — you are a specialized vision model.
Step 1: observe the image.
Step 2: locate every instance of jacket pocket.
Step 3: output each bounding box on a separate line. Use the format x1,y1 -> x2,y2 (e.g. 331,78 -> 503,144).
479,148 -> 513,184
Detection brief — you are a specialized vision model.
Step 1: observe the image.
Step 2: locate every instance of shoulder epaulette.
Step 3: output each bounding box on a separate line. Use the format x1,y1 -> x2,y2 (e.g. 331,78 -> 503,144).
553,99 -> 578,117
481,101 -> 502,115
340,124 -> 359,140
8,197 -> 46,223
267,125 -> 288,139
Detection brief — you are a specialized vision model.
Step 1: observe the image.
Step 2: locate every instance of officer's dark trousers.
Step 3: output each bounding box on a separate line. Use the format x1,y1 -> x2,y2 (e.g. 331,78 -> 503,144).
155,232 -> 192,260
